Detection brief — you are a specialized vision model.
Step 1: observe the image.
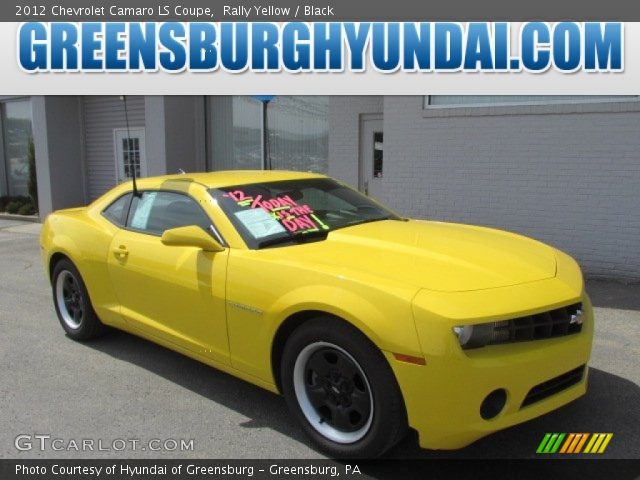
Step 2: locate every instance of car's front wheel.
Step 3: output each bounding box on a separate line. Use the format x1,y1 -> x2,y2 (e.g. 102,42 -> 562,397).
281,317 -> 408,457
52,258 -> 105,341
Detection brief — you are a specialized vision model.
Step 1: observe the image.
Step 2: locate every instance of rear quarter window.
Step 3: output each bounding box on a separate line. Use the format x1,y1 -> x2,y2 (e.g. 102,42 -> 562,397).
101,193 -> 132,226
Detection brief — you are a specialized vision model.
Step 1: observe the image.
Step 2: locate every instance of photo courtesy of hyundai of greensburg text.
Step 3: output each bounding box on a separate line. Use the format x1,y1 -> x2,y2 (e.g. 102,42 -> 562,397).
0,2 -> 638,480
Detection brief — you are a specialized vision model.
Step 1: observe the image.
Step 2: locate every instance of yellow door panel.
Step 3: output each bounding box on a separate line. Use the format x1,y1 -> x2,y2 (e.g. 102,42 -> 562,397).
107,229 -> 229,364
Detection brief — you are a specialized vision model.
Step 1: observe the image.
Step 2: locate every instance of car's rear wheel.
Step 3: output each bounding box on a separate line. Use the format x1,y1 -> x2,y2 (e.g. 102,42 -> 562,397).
281,317 -> 407,458
52,259 -> 105,341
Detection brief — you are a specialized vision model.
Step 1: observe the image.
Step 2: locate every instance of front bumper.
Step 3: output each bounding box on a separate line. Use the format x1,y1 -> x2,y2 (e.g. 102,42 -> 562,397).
388,276 -> 593,450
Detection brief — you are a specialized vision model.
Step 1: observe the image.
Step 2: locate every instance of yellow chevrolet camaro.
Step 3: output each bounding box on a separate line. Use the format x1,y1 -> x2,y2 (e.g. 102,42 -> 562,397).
40,171 -> 593,457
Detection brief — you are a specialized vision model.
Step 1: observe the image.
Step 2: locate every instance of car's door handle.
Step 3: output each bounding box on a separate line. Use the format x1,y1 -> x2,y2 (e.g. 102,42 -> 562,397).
112,245 -> 129,259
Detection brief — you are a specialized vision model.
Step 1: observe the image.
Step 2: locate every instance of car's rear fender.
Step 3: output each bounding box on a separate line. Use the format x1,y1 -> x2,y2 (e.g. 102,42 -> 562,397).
41,212 -> 126,329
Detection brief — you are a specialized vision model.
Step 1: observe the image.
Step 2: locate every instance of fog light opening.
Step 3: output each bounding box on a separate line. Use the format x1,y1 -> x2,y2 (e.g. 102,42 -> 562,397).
480,389 -> 507,420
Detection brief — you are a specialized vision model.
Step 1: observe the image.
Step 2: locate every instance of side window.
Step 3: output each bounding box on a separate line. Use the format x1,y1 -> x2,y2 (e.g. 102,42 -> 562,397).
126,191 -> 212,236
102,193 -> 132,226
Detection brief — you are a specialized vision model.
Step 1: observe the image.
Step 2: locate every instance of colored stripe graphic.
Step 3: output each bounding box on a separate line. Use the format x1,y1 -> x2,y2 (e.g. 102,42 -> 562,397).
584,433 -> 614,453
550,433 -> 565,453
544,433 -> 559,453
591,433 -> 607,452
584,433 -> 598,453
574,433 -> 588,453
537,433 -> 552,453
559,433 -> 575,453
537,433 -> 565,453
538,433 -> 613,454
597,434 -> 613,453
567,433 -> 583,453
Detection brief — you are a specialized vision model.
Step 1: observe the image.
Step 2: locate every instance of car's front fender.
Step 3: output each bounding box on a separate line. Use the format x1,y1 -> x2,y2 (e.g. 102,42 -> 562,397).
269,284 -> 423,354
224,253 -> 422,385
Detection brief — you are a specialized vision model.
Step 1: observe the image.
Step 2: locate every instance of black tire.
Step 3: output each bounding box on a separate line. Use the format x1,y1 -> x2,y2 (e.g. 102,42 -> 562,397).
281,316 -> 408,458
51,258 -> 105,341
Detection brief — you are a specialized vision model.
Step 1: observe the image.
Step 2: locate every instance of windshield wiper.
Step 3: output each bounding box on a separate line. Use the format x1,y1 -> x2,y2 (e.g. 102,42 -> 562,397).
257,229 -> 329,249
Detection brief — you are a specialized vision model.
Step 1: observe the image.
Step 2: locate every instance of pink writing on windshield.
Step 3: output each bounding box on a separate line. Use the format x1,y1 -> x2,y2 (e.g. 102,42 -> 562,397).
223,189 -> 328,234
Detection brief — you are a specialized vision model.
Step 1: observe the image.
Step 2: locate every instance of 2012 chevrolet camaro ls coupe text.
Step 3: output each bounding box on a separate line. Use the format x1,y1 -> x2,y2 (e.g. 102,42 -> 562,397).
40,171 -> 593,457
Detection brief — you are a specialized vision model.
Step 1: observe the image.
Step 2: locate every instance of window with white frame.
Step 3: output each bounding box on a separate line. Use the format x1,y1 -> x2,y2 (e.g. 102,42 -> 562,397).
114,128 -> 146,183
424,95 -> 638,109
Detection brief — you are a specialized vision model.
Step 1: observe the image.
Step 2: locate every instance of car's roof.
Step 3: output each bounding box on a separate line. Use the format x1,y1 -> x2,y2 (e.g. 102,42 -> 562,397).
131,170 -> 327,189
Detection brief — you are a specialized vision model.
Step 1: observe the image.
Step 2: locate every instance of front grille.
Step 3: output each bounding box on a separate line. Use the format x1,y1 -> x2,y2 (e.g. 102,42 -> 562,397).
521,365 -> 586,407
488,302 -> 583,345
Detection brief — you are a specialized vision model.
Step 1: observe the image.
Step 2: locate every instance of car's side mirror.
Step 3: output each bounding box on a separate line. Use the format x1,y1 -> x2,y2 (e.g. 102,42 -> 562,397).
161,225 -> 225,252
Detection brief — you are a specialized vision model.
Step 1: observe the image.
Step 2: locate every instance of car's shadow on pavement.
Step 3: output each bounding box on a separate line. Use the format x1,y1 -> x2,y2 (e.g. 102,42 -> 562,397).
83,329 -> 639,459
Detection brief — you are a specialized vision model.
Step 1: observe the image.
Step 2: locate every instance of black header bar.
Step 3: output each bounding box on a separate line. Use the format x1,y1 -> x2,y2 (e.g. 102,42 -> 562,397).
4,0 -> 640,22
2,459 -> 640,480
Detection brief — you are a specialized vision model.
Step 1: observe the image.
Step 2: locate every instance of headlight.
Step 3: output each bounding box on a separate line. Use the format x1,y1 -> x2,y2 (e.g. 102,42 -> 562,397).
453,302 -> 584,349
453,324 -> 494,349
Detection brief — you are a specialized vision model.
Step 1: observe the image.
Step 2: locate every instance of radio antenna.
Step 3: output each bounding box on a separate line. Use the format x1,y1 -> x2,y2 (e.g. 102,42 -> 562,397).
120,95 -> 139,197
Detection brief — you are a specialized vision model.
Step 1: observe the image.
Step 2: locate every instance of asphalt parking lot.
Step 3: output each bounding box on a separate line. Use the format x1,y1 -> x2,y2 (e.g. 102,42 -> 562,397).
0,220 -> 638,460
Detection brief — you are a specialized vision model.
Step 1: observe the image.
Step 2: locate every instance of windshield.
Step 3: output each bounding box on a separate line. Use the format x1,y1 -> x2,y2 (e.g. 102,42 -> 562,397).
209,178 -> 400,249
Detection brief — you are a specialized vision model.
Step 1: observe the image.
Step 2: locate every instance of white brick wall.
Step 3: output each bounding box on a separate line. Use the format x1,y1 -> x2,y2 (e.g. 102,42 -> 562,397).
328,95 -> 640,281
328,96 -> 383,186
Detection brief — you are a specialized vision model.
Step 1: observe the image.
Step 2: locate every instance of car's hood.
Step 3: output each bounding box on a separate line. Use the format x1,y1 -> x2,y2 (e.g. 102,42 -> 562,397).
278,219 -> 557,292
